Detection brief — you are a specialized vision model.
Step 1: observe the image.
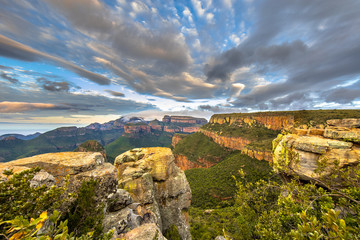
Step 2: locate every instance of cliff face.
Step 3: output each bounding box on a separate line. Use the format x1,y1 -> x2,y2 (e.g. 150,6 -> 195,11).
124,124 -> 151,135
163,115 -> 207,125
172,134 -> 186,148
209,114 -> 294,130
0,148 -> 192,239
174,154 -> 218,171
199,129 -> 272,161
115,147 -> 192,239
272,118 -> 360,180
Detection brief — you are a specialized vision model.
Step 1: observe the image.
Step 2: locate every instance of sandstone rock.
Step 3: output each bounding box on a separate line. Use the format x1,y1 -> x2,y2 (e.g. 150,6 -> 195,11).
324,128 -> 360,142
120,223 -> 166,240
115,147 -> 192,240
327,118 -> 360,128
273,123 -> 360,180
30,170 -> 56,187
107,189 -> 133,212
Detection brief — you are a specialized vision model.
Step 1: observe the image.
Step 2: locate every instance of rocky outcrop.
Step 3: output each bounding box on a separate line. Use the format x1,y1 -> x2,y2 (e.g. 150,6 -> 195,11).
73,140 -> 107,160
174,155 -> 218,171
162,115 -> 207,125
124,124 -> 151,135
115,148 -> 192,240
272,119 -> 360,180
209,114 -> 294,130
0,148 -> 193,239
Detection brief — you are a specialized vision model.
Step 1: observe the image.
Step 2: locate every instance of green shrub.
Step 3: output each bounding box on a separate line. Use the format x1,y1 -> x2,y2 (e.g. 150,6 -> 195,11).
164,225 -> 181,240
65,179 -> 104,238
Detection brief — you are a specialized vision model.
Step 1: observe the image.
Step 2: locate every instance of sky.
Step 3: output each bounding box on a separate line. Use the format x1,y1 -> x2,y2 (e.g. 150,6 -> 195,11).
1,0 -> 360,134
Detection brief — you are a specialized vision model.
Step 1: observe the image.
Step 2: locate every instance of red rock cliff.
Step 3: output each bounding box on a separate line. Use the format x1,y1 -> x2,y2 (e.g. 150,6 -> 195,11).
124,124 -> 151,134
199,129 -> 272,161
174,154 -> 218,171
172,134 -> 186,147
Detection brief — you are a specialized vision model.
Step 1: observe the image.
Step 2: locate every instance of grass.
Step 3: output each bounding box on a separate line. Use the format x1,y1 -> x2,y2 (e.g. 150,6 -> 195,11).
172,132 -> 231,163
185,151 -> 275,208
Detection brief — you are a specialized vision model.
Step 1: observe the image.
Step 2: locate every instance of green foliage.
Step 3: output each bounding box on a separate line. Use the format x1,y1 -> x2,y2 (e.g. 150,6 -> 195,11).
189,207 -> 242,240
173,132 -> 230,163
65,179 -> 104,238
211,109 -> 360,127
105,131 -> 173,163
164,225 -> 181,240
0,128 -> 123,162
0,168 -> 65,232
1,210 -> 113,240
225,164 -> 360,240
185,152 -> 275,208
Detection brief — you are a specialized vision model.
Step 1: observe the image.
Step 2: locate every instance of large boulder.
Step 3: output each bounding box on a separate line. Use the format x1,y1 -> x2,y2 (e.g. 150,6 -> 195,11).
115,147 -> 192,240
273,119 -> 360,180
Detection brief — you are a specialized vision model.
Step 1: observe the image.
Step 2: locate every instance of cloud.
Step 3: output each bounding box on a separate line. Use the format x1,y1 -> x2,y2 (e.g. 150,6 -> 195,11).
1,72 -> 19,84
0,34 -> 111,85
0,82 -> 156,117
44,0 -> 192,73
205,0 -> 360,108
0,65 -> 14,70
36,77 -> 71,92
105,89 -> 125,97
0,101 -> 69,113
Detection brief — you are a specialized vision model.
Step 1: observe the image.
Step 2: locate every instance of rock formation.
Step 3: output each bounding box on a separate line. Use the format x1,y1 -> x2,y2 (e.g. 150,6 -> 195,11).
73,140 -> 107,160
272,118 -> 360,180
172,134 -> 187,148
0,147 -> 192,240
162,115 -> 207,125
209,113 -> 294,131
124,124 -> 151,135
199,129 -> 272,161
114,147 -> 192,240
174,154 -> 218,171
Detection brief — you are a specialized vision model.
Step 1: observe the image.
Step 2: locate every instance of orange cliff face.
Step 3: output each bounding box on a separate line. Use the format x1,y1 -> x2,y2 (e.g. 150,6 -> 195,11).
210,114 -> 294,130
174,154 -> 218,171
199,129 -> 251,150
124,124 -> 151,134
199,129 -> 272,161
172,134 -> 185,147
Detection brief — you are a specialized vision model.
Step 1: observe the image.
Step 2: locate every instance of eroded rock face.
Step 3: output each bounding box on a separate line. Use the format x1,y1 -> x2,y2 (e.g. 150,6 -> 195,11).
115,147 -> 192,240
273,119 -> 360,180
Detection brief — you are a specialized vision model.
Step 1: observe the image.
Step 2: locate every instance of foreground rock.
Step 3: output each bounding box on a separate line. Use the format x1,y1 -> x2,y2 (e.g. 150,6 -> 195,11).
115,147 -> 192,240
273,119 -> 360,180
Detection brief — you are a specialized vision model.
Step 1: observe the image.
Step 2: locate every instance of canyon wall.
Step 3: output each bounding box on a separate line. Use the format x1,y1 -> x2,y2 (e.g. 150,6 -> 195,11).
124,124 -> 151,135
163,115 -> 207,125
209,114 -> 294,130
174,154 -> 218,171
199,129 -> 272,161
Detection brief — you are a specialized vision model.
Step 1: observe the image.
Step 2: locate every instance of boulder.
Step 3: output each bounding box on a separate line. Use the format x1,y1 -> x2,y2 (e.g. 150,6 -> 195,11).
120,223 -> 166,240
115,147 -> 192,240
326,118 -> 360,128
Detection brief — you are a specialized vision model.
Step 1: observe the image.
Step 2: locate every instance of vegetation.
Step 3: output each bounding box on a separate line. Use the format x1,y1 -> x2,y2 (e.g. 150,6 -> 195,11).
0,128 -> 123,162
73,140 -> 105,153
173,132 -> 230,163
105,131 -> 173,163
185,151 -> 275,208
0,169 -> 111,239
164,225 -> 181,240
212,109 -> 360,126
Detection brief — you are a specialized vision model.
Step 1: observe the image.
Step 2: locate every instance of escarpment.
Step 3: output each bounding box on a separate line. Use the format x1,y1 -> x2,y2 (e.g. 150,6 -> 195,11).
272,118 -> 360,181
0,148 -> 192,240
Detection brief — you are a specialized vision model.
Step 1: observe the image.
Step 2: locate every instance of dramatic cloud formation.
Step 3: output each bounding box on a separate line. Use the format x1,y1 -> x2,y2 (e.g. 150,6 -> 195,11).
0,101 -> 68,113
0,0 -> 360,132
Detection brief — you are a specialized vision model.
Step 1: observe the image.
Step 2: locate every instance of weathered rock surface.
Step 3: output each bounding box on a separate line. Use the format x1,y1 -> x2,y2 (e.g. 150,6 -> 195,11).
174,154 -> 218,171
119,223 -> 166,240
199,129 -> 272,161
115,147 -> 192,240
273,119 -> 360,180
